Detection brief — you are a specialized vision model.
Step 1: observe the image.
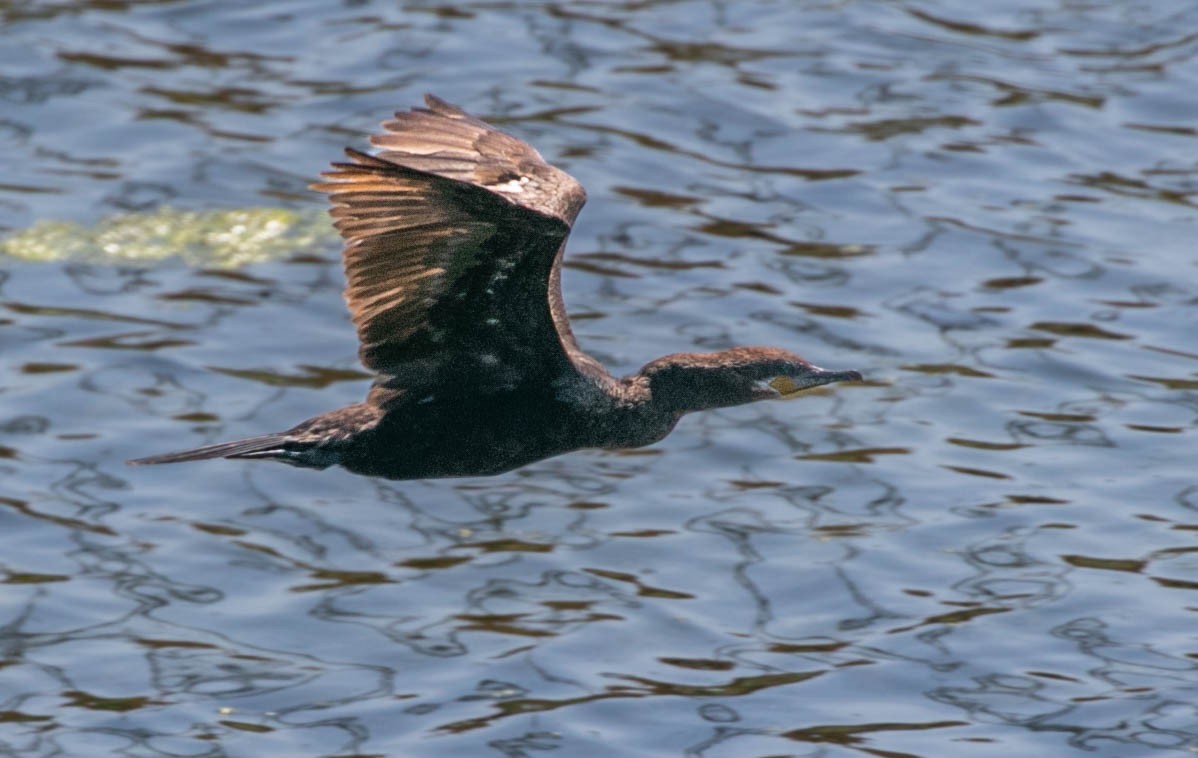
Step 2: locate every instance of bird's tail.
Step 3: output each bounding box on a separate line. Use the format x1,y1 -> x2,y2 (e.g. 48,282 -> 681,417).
127,433 -> 291,466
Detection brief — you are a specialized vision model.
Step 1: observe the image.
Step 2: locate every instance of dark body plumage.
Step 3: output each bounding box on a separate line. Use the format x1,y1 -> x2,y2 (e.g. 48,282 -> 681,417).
129,96 -> 861,480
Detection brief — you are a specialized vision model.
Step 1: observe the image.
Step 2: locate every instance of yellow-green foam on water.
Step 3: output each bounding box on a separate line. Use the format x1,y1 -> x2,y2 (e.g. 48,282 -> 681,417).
2,207 -> 337,267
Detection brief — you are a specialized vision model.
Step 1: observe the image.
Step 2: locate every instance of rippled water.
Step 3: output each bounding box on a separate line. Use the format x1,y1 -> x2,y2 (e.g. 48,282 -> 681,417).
2,1 -> 1197,756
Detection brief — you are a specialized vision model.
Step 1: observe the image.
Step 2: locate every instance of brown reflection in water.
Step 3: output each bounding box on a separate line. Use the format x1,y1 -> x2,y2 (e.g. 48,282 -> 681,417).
1030,321 -> 1132,340
905,7 -> 1040,40
659,656 -> 734,671
62,690 -> 164,712
839,114 -> 980,142
889,604 -> 1012,634
436,668 -> 826,735
1,493 -> 116,536
947,437 -> 1026,451
801,447 -> 910,463
583,567 -> 693,600
397,554 -> 472,571
4,300 -> 186,328
1129,374 -> 1198,391
19,361 -> 79,374
207,364 -> 371,389
3,570 -> 71,584
1060,554 -> 1145,573
611,186 -> 702,209
943,465 -> 1012,480
158,287 -> 259,306
782,718 -> 970,747
460,538 -> 553,554
904,362 -> 995,378
1069,170 -> 1198,208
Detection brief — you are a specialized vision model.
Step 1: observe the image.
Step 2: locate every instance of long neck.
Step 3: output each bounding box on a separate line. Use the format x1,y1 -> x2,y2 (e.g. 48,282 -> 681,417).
569,374 -> 678,449
641,365 -> 752,415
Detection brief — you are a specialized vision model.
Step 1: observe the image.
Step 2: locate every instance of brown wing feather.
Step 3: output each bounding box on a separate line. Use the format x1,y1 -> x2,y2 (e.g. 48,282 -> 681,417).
364,95 -> 594,370
313,147 -> 573,388
369,95 -> 587,225
312,95 -> 594,389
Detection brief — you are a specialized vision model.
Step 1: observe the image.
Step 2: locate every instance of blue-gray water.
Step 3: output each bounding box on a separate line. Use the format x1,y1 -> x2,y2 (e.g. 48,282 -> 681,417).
2,2 -> 1197,756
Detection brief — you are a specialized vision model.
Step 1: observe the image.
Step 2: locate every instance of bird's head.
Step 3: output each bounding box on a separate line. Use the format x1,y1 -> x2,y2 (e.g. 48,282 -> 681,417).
640,346 -> 861,415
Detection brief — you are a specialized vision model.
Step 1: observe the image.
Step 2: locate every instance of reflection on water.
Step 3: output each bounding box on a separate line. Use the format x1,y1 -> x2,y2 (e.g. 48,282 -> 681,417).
2,0 -> 1198,756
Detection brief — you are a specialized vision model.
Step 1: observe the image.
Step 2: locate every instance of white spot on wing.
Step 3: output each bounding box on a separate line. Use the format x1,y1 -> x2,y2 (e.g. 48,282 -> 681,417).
493,176 -> 531,194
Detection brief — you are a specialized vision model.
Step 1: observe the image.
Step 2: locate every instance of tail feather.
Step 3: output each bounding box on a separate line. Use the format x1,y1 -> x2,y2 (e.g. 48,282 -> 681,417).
127,433 -> 290,466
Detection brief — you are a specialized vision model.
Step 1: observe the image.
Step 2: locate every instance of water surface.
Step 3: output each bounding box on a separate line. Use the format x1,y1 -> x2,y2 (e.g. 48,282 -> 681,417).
2,1 -> 1197,756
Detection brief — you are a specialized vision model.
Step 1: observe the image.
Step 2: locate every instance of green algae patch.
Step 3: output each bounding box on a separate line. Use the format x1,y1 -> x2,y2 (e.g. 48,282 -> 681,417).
2,207 -> 337,267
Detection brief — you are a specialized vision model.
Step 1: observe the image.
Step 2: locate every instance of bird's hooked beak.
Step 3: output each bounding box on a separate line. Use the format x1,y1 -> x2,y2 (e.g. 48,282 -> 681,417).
758,365 -> 863,398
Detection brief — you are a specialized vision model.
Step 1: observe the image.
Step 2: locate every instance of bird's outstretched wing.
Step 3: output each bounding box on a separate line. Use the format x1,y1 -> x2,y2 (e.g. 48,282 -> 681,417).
311,95 -> 589,391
